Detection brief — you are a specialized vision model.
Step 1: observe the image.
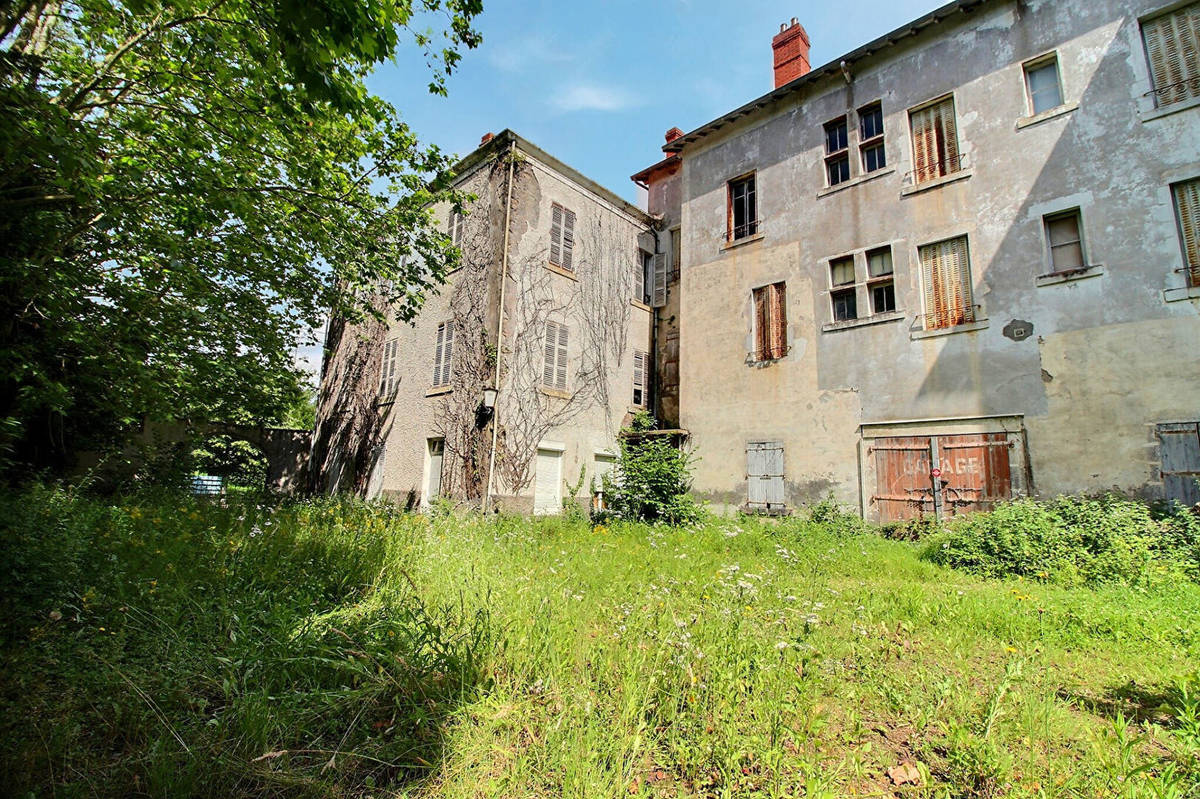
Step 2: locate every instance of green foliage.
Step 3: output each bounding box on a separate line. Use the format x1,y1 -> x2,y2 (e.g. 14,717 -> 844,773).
605,412 -> 701,526
190,434 -> 268,488
0,0 -> 482,475
808,494 -> 872,536
926,495 -> 1200,586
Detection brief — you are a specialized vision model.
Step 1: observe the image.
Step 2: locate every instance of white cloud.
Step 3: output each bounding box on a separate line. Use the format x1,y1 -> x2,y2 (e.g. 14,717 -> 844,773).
486,35 -> 573,73
552,83 -> 640,113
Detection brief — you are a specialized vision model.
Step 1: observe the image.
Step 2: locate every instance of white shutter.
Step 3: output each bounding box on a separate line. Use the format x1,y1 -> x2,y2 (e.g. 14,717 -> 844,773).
747,443 -> 767,506
555,323 -> 569,390
1144,5 -> 1200,107
561,208 -> 576,271
433,323 -> 445,385
651,252 -> 667,307
633,250 -> 645,302
632,350 -> 646,406
426,439 -> 444,503
747,441 -> 785,507
441,322 -> 454,386
550,204 -> 563,265
534,449 -> 562,515
543,322 -> 557,387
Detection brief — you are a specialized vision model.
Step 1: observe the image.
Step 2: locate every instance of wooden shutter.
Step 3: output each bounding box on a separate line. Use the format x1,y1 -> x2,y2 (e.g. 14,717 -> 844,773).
433,323 -> 446,385
921,237 -> 973,329
768,283 -> 786,359
753,286 -> 769,359
633,250 -> 645,302
449,210 -> 463,246
633,351 -> 646,406
935,98 -> 959,175
1175,179 -> 1200,286
543,322 -> 558,387
746,441 -> 784,507
441,322 -> 454,386
550,204 -> 563,265
1144,5 -> 1200,107
561,208 -> 576,271
651,252 -> 667,307
555,323 -> 569,389
910,96 -> 957,183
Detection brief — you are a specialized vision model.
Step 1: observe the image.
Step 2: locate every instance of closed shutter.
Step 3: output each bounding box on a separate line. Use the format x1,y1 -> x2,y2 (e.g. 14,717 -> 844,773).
768,283 -> 786,359
561,207 -> 576,271
633,350 -> 646,406
442,323 -> 454,386
1143,5 -> 1200,107
746,441 -> 784,507
449,210 -> 463,246
550,204 -> 563,265
543,322 -> 558,387
1174,178 -> 1200,286
753,286 -> 769,359
555,323 -> 568,389
910,96 -> 958,183
920,236 -> 974,329
534,449 -> 562,515
633,250 -> 645,302
1158,422 -> 1200,507
380,339 -> 398,395
433,323 -> 446,386
651,252 -> 668,307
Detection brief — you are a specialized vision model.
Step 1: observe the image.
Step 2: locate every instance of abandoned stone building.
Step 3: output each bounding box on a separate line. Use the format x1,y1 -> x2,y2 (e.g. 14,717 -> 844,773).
317,0 -> 1200,519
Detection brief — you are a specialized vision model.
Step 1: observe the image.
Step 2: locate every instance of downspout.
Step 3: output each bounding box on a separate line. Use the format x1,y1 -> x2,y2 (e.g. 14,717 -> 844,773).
483,140 -> 517,512
649,225 -> 661,424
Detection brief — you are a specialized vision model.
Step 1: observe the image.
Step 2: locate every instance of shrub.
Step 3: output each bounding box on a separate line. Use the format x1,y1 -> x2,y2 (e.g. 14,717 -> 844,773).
605,412 -> 702,526
808,494 -> 873,537
926,494 -> 1199,586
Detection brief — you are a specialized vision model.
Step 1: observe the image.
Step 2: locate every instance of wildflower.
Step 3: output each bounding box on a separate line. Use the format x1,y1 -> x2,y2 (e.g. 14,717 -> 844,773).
1005,646 -> 1017,653
775,641 -> 790,651
129,508 -> 143,519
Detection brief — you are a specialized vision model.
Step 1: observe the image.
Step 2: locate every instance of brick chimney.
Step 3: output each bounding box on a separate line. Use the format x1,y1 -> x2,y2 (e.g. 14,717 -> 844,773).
772,18 -> 811,88
480,132 -> 495,146
664,127 -> 684,145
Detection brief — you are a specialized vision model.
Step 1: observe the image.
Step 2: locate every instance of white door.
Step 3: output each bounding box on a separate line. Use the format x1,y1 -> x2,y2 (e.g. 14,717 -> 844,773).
534,448 -> 562,515
426,439 -> 444,504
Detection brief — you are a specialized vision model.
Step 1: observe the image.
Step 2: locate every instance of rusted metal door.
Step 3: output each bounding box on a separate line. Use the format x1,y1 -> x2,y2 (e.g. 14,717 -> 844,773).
1158,423 -> 1200,507
872,434 -> 1013,522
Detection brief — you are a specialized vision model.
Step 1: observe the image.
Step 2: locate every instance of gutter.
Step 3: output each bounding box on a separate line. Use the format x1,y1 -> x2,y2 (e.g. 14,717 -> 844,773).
482,139 -> 517,513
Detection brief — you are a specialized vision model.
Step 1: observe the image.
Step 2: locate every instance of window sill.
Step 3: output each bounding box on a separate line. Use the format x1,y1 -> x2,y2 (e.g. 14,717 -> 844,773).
900,168 -> 973,197
1035,264 -> 1104,287
631,298 -> 652,312
816,166 -> 897,198
720,231 -> 764,252
910,318 -> 990,340
1016,102 -> 1079,130
425,385 -> 453,397
539,386 -> 571,400
1164,285 -> 1200,303
821,310 -> 906,332
1141,95 -> 1200,123
545,262 -> 578,280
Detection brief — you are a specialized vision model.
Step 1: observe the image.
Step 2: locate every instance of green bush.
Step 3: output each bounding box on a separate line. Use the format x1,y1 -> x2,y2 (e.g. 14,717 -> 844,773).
925,494 -> 1200,586
605,412 -> 702,526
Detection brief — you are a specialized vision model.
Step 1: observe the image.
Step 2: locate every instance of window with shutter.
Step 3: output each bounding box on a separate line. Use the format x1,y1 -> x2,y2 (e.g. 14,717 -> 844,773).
1173,178 -> 1200,287
634,249 -> 647,303
651,252 -> 668,307
1044,210 -> 1086,273
543,321 -> 569,391
919,236 -> 975,330
448,209 -> 464,246
1142,3 -> 1200,108
432,322 -> 454,387
379,338 -> 399,396
549,203 -> 576,270
632,350 -> 647,407
670,227 -> 682,282
909,96 -> 961,184
751,283 -> 787,360
746,441 -> 785,508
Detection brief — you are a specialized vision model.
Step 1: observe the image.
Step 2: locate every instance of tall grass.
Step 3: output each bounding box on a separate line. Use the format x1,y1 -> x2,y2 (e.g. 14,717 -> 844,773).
2,488 -> 1198,797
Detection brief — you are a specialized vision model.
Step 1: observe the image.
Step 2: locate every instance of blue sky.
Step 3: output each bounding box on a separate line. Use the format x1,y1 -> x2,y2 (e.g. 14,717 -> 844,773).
374,0 -> 948,205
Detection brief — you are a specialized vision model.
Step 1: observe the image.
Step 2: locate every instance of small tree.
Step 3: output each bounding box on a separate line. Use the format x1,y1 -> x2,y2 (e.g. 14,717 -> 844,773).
606,412 -> 701,525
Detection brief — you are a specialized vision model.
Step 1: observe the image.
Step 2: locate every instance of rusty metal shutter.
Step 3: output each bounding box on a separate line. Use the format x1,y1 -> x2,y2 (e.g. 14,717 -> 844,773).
747,441 -> 784,507
919,236 -> 974,330
1143,4 -> 1200,108
1159,422 -> 1200,507
910,96 -> 958,183
651,252 -> 667,307
1174,178 -> 1200,286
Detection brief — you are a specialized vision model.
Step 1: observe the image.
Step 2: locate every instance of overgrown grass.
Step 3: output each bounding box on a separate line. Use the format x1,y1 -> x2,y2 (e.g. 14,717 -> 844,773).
2,488 -> 1199,797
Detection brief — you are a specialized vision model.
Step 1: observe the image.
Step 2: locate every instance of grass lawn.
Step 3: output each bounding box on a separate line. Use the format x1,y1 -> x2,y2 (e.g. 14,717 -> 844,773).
1,489 -> 1198,797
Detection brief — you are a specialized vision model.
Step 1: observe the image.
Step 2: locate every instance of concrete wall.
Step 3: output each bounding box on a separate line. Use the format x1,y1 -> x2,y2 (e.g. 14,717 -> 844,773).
673,0 -> 1200,514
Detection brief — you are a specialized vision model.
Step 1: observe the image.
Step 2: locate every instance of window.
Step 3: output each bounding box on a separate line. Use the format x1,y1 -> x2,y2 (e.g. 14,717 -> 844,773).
824,116 -> 850,186
549,202 -> 576,270
1142,3 -> 1200,108
543,320 -> 569,391
651,252 -> 667,307
426,438 -> 444,501
909,96 -> 962,184
448,209 -> 464,246
829,256 -> 857,321
432,322 -> 454,387
670,227 -> 682,282
728,174 -> 758,240
752,282 -> 787,360
632,350 -> 647,407
918,236 -> 975,330
379,338 -> 399,396
1173,178 -> 1200,287
634,249 -> 649,304
858,103 -> 886,173
1044,210 -> 1086,273
1024,55 -> 1064,115
867,247 -> 896,314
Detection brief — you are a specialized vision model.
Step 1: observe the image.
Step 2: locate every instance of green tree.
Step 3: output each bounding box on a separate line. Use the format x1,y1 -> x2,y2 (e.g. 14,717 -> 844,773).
606,412 -> 702,526
0,0 -> 481,476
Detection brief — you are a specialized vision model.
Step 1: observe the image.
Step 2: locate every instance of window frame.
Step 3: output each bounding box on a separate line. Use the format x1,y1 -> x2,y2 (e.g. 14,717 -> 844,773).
1172,177 -> 1200,287
549,202 -> 577,270
917,235 -> 976,331
824,116 -> 851,187
542,320 -> 570,391
379,337 -> 399,397
1140,2 -> 1200,109
828,256 -> 858,322
751,282 -> 788,361
727,172 -> 759,241
866,246 -> 896,314
432,322 -> 454,388
1042,208 -> 1089,275
908,94 -> 963,185
857,102 -> 887,174
1023,53 -> 1065,116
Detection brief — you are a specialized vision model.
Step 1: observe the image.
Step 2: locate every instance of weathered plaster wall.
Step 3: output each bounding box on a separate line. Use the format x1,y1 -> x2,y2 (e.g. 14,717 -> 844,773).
676,0 -> 1200,515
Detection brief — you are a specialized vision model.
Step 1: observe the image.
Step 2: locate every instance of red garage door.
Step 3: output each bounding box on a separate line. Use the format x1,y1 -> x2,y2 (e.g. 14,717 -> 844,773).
872,433 -> 1013,523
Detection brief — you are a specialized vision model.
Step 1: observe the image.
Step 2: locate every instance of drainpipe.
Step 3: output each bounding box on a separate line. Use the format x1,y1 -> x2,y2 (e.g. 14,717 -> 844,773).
483,139 -> 517,513
649,225 -> 661,425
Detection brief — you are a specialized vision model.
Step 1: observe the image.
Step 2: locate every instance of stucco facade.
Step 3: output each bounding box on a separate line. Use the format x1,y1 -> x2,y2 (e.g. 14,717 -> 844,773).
638,0 -> 1200,517
358,132 -> 654,512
